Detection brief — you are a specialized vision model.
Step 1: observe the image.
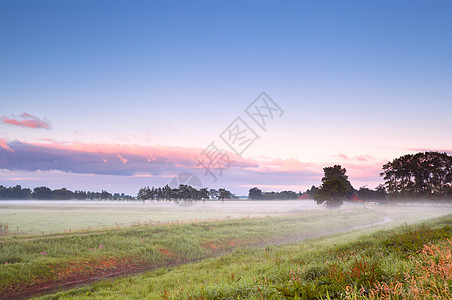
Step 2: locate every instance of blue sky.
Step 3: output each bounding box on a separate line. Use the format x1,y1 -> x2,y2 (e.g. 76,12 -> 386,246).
1,1 -> 451,195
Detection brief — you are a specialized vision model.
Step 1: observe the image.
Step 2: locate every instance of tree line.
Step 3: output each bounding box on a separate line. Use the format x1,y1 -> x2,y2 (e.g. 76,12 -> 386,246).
248,188 -> 300,200
381,151 -> 452,200
311,151 -> 452,208
0,185 -> 134,200
3,151 -> 450,204
137,185 -> 236,201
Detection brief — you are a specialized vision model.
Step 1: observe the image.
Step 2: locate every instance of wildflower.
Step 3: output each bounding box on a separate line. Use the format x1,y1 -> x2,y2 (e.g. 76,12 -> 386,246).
40,251 -> 47,256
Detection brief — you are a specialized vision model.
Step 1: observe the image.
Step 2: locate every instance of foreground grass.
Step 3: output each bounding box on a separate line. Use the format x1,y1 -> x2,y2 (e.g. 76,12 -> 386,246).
0,208 -> 383,298
37,214 -> 452,299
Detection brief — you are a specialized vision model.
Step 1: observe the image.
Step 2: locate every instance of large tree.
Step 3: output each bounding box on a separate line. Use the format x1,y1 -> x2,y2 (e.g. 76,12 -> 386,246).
321,165 -> 353,194
380,152 -> 452,199
314,179 -> 347,208
314,165 -> 352,208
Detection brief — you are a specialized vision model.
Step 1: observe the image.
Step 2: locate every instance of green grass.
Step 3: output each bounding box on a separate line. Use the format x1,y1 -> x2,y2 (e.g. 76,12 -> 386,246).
36,214 -> 452,300
0,201 -> 448,235
0,208 -> 387,298
1,204 -> 450,299
0,202 -> 258,234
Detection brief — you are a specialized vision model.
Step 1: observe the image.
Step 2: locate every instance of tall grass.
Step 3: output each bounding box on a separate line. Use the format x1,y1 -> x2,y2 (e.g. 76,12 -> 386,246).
34,215 -> 452,299
0,208 -> 383,298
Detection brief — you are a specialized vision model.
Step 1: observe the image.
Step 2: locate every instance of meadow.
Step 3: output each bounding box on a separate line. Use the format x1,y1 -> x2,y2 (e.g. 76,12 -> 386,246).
0,201 -> 450,299
0,200 -> 449,235
37,214 -> 452,300
0,200 -> 323,234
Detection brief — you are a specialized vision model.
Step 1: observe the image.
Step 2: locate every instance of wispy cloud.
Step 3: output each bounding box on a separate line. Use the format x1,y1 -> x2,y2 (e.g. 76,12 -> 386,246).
332,153 -> 374,162
0,140 -> 256,176
117,154 -> 128,165
0,139 -> 386,191
0,138 -> 14,153
1,113 -> 51,129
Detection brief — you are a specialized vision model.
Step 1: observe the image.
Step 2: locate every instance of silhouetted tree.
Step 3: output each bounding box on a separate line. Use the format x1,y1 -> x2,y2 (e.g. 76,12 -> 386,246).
322,165 -> 353,194
248,187 -> 263,200
356,185 -> 387,201
0,185 -> 32,199
209,189 -> 219,199
381,152 -> 452,200
52,188 -> 74,200
32,186 -> 53,200
314,179 -> 347,208
218,188 -> 231,201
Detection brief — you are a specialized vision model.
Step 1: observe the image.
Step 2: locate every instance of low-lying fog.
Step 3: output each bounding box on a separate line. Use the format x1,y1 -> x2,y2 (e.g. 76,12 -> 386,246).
0,199 -> 450,235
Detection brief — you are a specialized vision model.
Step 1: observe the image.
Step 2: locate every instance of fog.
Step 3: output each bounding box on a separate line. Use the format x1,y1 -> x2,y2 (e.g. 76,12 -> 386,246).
0,199 -> 450,235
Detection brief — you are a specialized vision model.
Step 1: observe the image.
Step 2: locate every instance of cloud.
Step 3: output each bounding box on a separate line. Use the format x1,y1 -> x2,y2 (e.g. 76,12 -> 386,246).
0,138 -> 13,153
0,139 -> 386,192
117,154 -> 128,165
0,140 -> 257,177
332,153 -> 374,162
1,113 -> 52,129
334,153 -> 349,160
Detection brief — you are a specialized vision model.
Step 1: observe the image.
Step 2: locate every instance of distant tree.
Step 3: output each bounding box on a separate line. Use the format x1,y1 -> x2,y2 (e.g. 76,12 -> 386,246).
52,188 -> 74,200
248,187 -> 263,200
274,190 -> 298,200
356,185 -> 387,201
137,186 -> 151,201
73,190 -> 87,200
100,190 -> 112,200
0,185 -> 32,199
137,185 -> 222,203
209,189 -> 219,200
305,185 -> 319,198
218,188 -> 232,201
32,186 -> 53,200
375,184 -> 386,194
314,179 -> 347,208
200,188 -> 209,200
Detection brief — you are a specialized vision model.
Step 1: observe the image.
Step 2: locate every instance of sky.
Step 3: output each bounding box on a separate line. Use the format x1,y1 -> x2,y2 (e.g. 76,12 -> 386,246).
1,0 -> 451,195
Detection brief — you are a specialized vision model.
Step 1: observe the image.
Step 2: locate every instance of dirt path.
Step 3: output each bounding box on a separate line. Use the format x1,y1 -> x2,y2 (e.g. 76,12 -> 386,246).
263,216 -> 392,246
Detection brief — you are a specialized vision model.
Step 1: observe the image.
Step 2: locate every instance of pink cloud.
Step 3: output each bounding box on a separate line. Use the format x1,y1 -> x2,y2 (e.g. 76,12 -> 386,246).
334,153 -> 349,160
1,113 -> 52,129
333,153 -> 374,162
0,138 -> 14,153
355,155 -> 374,162
239,184 -> 305,190
117,154 -> 128,165
132,174 -> 155,178
257,158 -> 320,173
0,140 -> 388,193
0,140 -> 258,177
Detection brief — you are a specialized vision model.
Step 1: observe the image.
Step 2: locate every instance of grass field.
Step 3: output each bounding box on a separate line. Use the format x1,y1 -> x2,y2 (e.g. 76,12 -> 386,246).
0,200 -> 324,234
36,214 -> 452,300
0,202 -> 451,299
0,207 -> 387,298
0,200 -> 450,235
